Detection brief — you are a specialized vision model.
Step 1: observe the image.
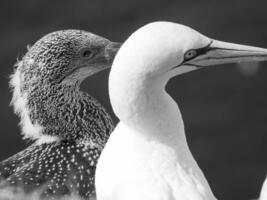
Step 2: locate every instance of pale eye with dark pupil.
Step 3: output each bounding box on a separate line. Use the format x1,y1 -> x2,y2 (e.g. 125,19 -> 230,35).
184,50 -> 197,60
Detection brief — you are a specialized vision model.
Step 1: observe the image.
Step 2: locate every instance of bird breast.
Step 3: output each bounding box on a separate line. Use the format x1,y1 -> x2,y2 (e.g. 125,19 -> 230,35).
96,122 -> 216,200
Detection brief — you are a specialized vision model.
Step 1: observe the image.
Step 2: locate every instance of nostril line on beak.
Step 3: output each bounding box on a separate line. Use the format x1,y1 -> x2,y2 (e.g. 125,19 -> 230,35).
106,42 -> 122,50
105,42 -> 122,60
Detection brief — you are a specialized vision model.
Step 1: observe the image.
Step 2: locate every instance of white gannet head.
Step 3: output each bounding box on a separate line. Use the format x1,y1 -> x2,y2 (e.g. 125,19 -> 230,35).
109,21 -> 267,127
112,21 -> 267,81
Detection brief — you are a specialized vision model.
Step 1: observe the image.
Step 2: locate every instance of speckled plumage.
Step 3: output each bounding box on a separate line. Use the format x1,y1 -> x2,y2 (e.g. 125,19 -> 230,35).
0,140 -> 100,199
0,30 -> 119,199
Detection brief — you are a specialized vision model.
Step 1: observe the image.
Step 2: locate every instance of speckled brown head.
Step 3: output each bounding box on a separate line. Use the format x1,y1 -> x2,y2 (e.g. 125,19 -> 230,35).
21,30 -> 120,86
10,30 -> 120,142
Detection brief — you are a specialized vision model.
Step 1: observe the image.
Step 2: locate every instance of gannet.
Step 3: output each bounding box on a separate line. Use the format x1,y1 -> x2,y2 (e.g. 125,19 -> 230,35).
259,177 -> 267,200
95,21 -> 267,200
0,30 -> 120,199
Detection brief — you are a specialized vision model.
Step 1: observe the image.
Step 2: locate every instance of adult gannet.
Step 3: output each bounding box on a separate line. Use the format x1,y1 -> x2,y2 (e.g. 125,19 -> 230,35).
96,21 -> 267,200
0,30 -> 120,199
259,177 -> 267,200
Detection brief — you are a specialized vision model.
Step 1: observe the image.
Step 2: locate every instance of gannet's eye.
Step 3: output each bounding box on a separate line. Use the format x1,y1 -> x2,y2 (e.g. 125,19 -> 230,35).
80,48 -> 97,59
184,50 -> 197,60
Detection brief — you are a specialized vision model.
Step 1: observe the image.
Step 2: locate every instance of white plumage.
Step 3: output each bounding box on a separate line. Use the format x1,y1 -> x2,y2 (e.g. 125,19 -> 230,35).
96,21 -> 267,200
260,177 -> 267,200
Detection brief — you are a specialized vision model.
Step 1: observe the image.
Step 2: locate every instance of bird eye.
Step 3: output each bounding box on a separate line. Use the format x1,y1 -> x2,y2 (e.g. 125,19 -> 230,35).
184,50 -> 197,60
81,49 -> 95,59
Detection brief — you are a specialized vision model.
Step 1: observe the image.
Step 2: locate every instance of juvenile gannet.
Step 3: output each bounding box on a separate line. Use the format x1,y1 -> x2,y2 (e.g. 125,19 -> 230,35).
0,30 -> 120,199
96,21 -> 267,200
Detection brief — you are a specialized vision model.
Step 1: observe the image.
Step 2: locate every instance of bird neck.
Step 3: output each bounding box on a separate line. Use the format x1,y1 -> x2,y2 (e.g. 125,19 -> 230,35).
16,83 -> 112,144
109,67 -> 217,200
109,70 -> 187,146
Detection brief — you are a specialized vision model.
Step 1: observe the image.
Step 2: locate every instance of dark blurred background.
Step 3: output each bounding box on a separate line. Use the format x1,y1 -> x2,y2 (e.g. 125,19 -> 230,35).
0,0 -> 267,199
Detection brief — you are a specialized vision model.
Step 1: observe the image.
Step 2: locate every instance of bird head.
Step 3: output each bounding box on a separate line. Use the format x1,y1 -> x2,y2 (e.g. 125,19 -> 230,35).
16,30 -> 120,87
10,30 -> 120,141
113,21 -> 267,81
109,21 -> 267,127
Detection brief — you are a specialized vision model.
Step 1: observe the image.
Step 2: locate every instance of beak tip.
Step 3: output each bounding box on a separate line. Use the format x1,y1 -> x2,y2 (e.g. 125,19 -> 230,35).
105,42 -> 122,60
106,42 -> 122,51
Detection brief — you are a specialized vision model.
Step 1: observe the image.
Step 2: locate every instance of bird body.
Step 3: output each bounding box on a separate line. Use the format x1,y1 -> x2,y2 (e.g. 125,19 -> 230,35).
97,122 -> 215,200
0,30 -> 120,199
0,140 -> 100,199
96,22 -> 267,200
96,54 -> 216,200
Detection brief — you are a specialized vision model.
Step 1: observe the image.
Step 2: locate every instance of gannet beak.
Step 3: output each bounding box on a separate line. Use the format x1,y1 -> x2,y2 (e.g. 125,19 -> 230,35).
86,42 -> 121,67
104,42 -> 122,64
185,39 -> 267,67
80,41 -> 121,73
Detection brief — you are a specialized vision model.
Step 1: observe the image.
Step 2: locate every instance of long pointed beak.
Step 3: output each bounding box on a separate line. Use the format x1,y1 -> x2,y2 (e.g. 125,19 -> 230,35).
104,42 -> 122,63
84,41 -> 121,72
187,39 -> 267,67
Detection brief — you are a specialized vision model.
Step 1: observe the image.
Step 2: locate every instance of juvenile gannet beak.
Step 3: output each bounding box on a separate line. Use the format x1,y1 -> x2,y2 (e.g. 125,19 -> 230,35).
104,42 -> 122,64
83,42 -> 121,68
185,40 -> 267,67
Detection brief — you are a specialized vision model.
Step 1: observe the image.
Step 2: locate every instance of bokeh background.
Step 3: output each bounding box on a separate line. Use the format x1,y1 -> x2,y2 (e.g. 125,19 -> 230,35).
0,0 -> 267,199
